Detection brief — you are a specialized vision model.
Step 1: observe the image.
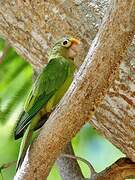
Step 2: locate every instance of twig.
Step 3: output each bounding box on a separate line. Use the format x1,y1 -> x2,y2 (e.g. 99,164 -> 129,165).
57,142 -> 84,180
61,153 -> 96,179
0,42 -> 10,64
0,161 -> 16,180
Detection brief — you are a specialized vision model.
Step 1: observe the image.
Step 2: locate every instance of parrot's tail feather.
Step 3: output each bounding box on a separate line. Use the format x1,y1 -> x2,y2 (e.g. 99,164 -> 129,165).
14,91 -> 55,140
16,114 -> 50,170
14,112 -> 30,140
15,130 -> 24,140
16,125 -> 33,170
15,114 -> 49,139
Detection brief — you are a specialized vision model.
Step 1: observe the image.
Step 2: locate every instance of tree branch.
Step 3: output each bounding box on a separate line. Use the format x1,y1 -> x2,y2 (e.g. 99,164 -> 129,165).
56,142 -> 84,180
12,0 -> 135,179
92,158 -> 135,180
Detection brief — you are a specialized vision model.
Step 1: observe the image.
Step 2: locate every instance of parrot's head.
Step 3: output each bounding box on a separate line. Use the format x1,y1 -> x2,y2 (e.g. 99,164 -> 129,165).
49,36 -> 80,60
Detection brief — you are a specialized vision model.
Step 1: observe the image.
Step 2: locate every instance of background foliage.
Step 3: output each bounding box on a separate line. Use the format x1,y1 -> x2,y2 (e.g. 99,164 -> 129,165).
0,38 -> 124,180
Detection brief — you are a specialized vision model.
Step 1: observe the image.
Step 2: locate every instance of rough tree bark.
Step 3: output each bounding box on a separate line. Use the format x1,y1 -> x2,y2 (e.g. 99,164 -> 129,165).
91,158 -> 135,180
0,0 -> 135,179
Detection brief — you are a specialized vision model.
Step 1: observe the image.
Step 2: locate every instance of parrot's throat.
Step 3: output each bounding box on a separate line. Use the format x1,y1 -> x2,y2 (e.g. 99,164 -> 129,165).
49,50 -> 74,62
49,54 -> 74,62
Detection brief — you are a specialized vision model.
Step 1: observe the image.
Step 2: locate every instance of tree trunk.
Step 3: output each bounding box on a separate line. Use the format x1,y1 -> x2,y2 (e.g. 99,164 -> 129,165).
0,0 -> 135,179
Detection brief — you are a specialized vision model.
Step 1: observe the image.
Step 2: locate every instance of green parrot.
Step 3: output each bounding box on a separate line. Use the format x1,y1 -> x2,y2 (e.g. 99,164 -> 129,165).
14,36 -> 80,169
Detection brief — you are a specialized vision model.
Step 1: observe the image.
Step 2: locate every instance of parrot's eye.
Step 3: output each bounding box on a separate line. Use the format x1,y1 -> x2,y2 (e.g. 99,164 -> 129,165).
63,40 -> 68,45
62,39 -> 71,47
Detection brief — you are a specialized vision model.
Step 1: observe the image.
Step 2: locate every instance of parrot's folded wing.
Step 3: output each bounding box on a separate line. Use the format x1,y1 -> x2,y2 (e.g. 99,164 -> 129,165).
14,91 -> 54,139
14,58 -> 69,139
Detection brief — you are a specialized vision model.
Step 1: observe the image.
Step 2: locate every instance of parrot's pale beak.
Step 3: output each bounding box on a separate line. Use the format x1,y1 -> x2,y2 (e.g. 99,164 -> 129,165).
70,38 -> 80,45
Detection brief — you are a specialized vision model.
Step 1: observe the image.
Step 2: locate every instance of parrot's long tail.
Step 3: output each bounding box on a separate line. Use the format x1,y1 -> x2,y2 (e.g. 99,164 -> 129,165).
16,125 -> 32,170
16,115 -> 41,170
16,113 -> 50,170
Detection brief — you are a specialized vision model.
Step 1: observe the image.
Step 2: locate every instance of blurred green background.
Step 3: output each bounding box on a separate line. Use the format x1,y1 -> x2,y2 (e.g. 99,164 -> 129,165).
0,38 -> 124,180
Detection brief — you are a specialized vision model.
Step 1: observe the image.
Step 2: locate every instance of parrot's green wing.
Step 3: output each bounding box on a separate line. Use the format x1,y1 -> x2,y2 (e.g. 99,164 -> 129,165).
14,58 -> 69,139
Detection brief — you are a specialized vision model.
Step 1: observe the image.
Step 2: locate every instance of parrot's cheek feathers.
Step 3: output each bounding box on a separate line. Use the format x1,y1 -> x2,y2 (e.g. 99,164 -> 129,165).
68,48 -> 77,58
68,43 -> 80,58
